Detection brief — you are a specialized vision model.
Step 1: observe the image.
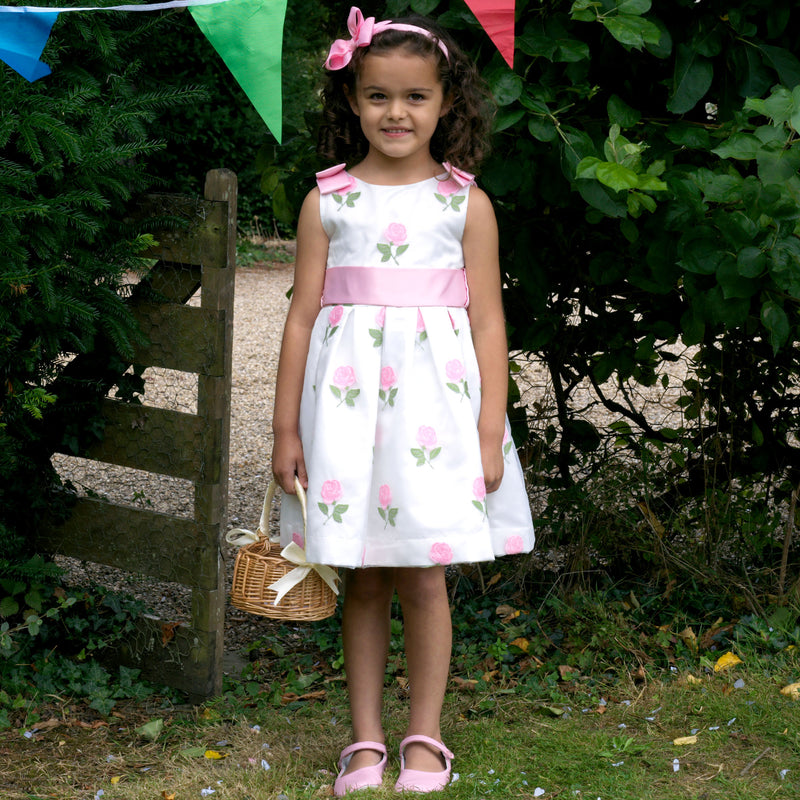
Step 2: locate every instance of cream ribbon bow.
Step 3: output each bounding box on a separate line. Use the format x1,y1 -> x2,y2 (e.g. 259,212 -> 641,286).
225,477 -> 340,606
267,542 -> 341,605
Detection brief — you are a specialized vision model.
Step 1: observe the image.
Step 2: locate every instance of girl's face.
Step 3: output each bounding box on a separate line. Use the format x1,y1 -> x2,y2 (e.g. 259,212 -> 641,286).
347,49 -> 449,168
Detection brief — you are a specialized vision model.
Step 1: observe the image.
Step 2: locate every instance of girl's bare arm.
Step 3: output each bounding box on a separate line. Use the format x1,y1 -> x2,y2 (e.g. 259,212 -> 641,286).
271,188 -> 329,493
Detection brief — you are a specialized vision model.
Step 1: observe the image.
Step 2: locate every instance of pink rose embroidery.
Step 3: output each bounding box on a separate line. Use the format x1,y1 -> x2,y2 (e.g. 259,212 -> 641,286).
331,175 -> 361,211
472,476 -> 487,519
416,310 -> 428,347
377,223 -> 409,264
377,483 -> 398,528
445,359 -> 470,401
417,426 -> 437,448
384,223 -> 407,244
503,427 -> 513,460
323,305 -> 344,345
320,480 -> 342,504
504,535 -> 524,555
369,307 -> 385,347
379,366 -> 398,408
412,426 -> 441,467
329,305 -> 344,326
333,365 -> 356,388
330,365 -> 360,407
429,542 -> 453,565
319,480 -> 348,524
292,531 -> 305,548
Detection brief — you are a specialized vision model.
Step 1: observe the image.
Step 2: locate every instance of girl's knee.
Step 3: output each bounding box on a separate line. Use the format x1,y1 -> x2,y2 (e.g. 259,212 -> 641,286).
345,567 -> 395,604
394,566 -> 447,608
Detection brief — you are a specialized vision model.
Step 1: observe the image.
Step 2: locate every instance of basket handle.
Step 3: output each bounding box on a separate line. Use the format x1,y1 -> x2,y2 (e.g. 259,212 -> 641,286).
227,476 -> 307,548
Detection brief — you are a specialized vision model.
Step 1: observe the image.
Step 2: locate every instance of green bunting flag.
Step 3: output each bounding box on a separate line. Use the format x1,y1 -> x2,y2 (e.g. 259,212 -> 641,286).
189,0 -> 288,143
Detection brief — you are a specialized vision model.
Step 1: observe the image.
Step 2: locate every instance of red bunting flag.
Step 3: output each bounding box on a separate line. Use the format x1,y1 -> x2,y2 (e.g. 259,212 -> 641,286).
464,0 -> 515,68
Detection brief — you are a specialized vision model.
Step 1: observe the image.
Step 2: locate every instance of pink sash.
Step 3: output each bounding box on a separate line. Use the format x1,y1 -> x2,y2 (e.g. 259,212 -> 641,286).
322,266 -> 469,308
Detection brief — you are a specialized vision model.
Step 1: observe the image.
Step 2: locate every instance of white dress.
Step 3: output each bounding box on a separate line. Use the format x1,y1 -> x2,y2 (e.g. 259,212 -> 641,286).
279,165 -> 535,568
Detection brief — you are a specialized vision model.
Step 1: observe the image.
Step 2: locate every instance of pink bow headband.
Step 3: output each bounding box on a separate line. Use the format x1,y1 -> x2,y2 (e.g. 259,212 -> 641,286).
325,6 -> 450,71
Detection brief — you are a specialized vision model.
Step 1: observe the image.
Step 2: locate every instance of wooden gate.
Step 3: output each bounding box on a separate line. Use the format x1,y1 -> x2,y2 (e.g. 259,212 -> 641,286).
37,169 -> 236,701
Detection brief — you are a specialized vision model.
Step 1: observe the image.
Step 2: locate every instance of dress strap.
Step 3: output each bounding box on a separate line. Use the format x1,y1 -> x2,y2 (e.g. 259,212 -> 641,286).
438,162 -> 475,195
322,266 -> 469,308
316,164 -> 356,195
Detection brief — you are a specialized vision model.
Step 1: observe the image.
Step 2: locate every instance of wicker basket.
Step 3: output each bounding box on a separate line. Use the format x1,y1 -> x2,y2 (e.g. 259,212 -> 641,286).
227,478 -> 339,621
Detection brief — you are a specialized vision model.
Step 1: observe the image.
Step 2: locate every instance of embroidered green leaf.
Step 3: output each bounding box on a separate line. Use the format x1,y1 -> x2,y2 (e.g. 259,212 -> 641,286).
435,193 -> 447,204
388,508 -> 398,524
332,193 -> 343,203
334,504 -> 349,515
379,389 -> 386,402
378,507 -> 387,521
332,513 -> 343,523
346,389 -> 360,402
447,382 -> 461,393
416,458 -> 426,467
473,500 -> 485,512
330,386 -> 342,400
451,196 -> 465,211
430,447 -> 442,460
370,329 -> 383,346
395,244 -> 409,257
410,448 -> 424,459
318,502 -> 329,515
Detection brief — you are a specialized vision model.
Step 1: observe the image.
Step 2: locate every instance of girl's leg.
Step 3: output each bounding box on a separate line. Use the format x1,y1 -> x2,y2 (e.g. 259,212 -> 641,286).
394,566 -> 452,772
341,566 -> 394,773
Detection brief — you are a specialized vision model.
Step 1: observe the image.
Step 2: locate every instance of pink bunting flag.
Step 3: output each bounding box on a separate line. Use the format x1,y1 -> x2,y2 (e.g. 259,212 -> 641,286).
464,0 -> 515,68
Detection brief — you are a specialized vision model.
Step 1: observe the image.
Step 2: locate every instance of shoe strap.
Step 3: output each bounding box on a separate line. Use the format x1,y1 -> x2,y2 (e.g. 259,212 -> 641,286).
398,734 -> 454,762
339,740 -> 387,767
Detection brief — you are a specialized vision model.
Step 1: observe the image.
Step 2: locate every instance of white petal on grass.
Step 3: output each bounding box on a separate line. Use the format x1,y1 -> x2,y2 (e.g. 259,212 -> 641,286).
733,678 -> 745,689
780,769 -> 789,780
727,718 -> 736,726
261,759 -> 270,771
534,789 -> 546,797
672,758 -> 680,772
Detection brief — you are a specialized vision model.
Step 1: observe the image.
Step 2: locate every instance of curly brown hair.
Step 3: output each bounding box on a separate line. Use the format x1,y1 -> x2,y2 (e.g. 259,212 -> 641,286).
318,15 -> 494,174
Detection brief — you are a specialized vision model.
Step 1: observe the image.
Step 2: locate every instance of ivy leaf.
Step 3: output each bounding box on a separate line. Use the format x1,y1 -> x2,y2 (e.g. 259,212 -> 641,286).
489,71 -> 524,106
760,45 -> 800,90
668,45 -> 713,114
712,133 -> 762,160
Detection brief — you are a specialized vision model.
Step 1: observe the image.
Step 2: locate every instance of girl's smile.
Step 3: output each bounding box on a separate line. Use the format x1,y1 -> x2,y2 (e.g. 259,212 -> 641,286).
347,50 -> 449,172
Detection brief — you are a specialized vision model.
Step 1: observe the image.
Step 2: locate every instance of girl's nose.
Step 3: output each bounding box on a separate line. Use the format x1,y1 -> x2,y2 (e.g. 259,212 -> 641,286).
387,99 -> 406,120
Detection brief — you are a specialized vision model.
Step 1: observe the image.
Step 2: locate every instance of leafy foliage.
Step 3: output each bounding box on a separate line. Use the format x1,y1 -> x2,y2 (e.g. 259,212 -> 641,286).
0,9 -> 199,701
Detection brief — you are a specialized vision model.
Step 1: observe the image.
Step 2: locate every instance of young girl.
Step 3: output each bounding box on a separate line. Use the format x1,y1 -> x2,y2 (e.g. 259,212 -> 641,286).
272,7 -> 534,794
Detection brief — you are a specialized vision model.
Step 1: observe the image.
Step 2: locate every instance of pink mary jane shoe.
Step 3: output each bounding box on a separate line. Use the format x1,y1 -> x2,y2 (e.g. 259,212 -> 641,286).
333,741 -> 388,796
394,735 -> 454,793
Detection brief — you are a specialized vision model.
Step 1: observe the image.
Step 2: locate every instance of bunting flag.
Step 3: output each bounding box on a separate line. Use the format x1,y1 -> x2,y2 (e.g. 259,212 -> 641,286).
189,0 -> 287,143
0,1 -> 514,143
464,0 -> 515,68
0,0 -> 287,141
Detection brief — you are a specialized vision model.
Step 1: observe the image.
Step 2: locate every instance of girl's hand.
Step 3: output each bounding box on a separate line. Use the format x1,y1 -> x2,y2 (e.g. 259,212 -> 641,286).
271,432 -> 308,494
479,433 -> 504,494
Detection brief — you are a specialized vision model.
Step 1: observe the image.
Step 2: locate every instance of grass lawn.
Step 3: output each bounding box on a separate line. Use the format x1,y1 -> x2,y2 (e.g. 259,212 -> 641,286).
2,656 -> 798,800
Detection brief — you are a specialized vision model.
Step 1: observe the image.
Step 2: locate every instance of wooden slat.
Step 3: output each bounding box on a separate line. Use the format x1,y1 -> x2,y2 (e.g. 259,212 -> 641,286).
132,303 -> 225,375
135,195 -> 229,268
61,399 -> 210,481
37,498 -> 220,588
137,261 -> 202,305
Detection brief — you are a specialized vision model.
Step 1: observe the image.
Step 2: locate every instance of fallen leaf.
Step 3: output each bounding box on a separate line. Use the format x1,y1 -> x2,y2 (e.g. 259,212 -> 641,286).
631,665 -> 647,682
673,735 -> 698,746
679,627 -> 698,652
110,776 -> 121,785
204,750 -> 228,760
161,793 -> 176,800
541,705 -> 567,717
686,674 -> 702,685
160,621 -> 182,645
179,747 -> 206,758
558,665 -> 580,680
510,637 -> 530,653
481,669 -> 498,683
74,720 -> 109,730
452,676 -> 478,691
486,572 -> 502,588
495,604 -> 518,620
135,719 -> 164,741
31,718 -> 61,733
713,651 -> 742,672
780,682 -> 800,700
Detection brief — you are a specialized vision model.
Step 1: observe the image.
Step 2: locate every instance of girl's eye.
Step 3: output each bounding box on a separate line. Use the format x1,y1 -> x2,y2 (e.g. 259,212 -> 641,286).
369,92 -> 386,101
409,94 -> 425,102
